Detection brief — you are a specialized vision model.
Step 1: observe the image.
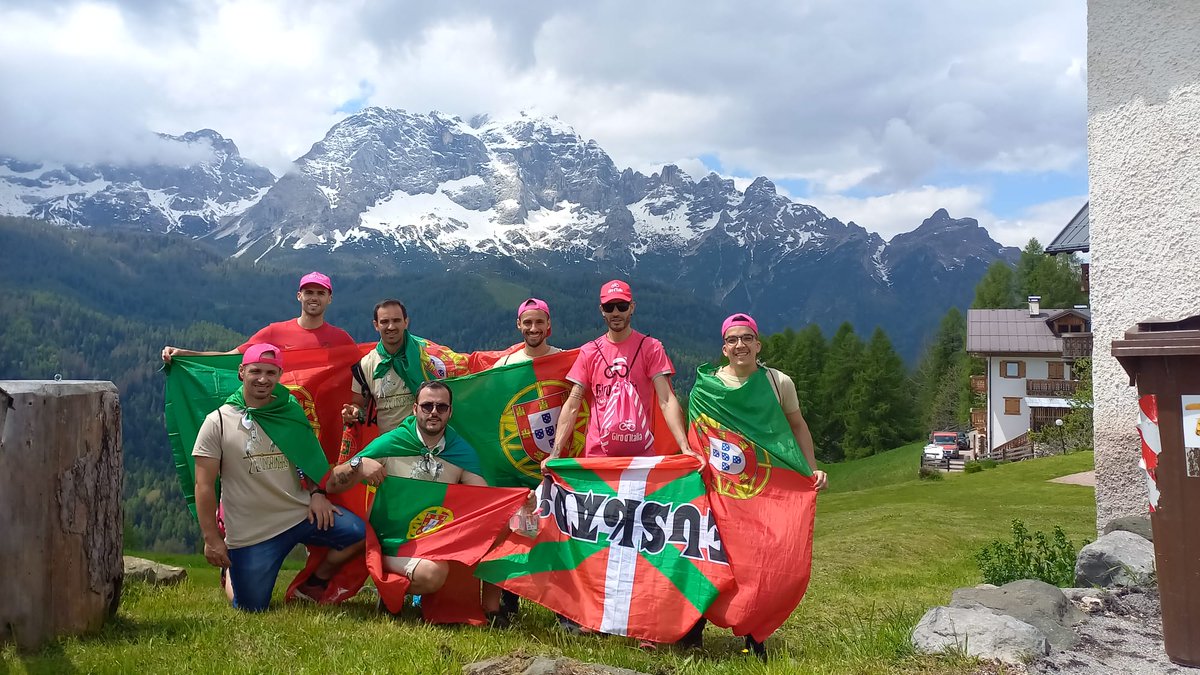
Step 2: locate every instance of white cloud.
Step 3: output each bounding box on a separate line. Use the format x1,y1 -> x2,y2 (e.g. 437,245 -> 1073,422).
0,0 -> 1087,233
807,186 -> 989,240
989,195 -> 1088,249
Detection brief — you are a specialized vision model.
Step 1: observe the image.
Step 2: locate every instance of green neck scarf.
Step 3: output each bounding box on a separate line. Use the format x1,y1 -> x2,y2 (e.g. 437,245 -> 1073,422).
373,331 -> 428,394
226,383 -> 331,482
357,415 -> 483,478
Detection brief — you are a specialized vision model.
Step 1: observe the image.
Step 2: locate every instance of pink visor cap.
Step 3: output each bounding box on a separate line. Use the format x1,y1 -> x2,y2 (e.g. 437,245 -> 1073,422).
517,297 -> 552,336
721,313 -> 759,337
599,279 -> 632,303
298,271 -> 332,292
242,343 -> 284,370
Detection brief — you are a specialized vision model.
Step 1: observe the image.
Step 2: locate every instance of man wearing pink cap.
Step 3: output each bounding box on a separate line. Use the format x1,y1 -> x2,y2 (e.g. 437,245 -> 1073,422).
493,297 -> 561,367
192,344 -> 365,612
161,271 -> 355,361
548,279 -> 697,462
716,313 -> 827,491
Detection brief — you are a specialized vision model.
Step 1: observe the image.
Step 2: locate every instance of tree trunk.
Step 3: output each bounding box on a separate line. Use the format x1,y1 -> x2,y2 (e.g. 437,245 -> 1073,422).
0,381 -> 123,651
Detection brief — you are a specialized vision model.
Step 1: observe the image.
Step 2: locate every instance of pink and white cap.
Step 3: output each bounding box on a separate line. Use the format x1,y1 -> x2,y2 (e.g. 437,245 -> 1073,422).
599,279 -> 632,303
298,271 -> 332,292
242,343 -> 284,370
721,313 -> 759,337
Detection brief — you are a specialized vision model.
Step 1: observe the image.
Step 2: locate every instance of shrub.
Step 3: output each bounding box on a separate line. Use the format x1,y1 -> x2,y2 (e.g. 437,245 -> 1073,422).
918,466 -> 943,481
979,459 -> 999,469
963,461 -> 983,474
976,519 -> 1083,587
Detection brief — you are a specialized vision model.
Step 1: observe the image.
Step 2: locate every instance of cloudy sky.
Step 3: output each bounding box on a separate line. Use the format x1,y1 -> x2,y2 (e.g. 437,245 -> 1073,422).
0,0 -> 1086,246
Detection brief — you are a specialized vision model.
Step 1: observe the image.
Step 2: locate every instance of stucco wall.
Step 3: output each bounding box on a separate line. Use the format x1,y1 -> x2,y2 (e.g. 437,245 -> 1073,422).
1089,0 -> 1200,530
987,355 -> 1054,449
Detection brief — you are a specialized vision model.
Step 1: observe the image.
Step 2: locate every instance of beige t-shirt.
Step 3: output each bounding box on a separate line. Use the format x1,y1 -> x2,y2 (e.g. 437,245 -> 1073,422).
492,345 -> 562,367
715,366 -> 801,414
354,348 -> 415,432
192,404 -> 311,549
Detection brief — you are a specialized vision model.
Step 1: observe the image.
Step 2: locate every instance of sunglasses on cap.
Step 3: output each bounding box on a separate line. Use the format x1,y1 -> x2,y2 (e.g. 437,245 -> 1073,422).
417,402 -> 451,414
601,301 -> 631,313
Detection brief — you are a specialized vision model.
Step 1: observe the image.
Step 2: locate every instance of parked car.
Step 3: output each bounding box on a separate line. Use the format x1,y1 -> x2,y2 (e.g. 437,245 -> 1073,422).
926,431 -> 961,459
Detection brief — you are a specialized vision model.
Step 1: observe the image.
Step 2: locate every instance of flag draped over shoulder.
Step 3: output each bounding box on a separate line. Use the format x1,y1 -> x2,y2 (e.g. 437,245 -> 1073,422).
163,344 -> 368,516
364,476 -> 529,621
687,363 -> 818,641
357,416 -> 483,477
445,349 -> 679,488
477,455 -> 734,642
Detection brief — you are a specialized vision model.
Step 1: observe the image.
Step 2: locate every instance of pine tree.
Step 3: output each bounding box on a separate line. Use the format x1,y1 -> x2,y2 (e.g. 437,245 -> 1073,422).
842,328 -> 914,458
819,322 -> 865,461
915,307 -> 968,429
973,260 -> 1019,308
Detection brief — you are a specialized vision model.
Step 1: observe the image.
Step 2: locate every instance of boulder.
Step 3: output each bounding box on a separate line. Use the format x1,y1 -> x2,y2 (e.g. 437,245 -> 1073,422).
123,556 -> 187,586
1101,515 -> 1153,542
911,606 -> 1050,665
1074,530 -> 1155,587
950,579 -> 1084,649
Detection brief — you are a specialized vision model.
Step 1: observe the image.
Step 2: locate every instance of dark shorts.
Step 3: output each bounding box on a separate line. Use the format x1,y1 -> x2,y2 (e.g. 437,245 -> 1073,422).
227,510 -> 365,612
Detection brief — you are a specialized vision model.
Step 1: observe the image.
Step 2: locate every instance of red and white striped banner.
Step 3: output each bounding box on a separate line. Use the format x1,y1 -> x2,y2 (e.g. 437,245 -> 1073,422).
1135,394 -> 1161,511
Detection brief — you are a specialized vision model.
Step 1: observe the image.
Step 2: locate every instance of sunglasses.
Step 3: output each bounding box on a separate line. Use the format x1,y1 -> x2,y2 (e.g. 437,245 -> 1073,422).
417,402 -> 451,414
724,334 -> 758,346
601,301 -> 631,313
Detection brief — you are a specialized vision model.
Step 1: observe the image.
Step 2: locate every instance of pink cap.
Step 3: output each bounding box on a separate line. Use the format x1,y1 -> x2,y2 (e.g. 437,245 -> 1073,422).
298,271 -> 332,292
599,279 -> 632,303
517,297 -> 552,337
242,343 -> 284,370
721,313 -> 759,337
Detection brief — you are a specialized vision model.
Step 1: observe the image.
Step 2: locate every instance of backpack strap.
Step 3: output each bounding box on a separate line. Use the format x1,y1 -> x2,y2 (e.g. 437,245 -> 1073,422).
593,336 -> 648,378
350,362 -> 379,426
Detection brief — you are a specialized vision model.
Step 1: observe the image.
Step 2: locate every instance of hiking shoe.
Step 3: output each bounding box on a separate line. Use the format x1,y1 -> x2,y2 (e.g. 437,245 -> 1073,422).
500,589 -> 520,619
486,611 -> 512,629
742,636 -> 767,661
556,615 -> 593,635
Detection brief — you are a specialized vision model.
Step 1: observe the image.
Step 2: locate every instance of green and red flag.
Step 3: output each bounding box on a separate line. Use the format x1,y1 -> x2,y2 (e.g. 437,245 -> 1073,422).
476,455 -> 734,642
687,363 -> 818,642
445,349 -> 679,488
363,476 -> 529,623
163,344 -> 369,515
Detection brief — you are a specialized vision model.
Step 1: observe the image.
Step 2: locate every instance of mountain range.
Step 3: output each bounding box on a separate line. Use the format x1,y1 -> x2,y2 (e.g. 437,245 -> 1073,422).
0,107 -> 1019,359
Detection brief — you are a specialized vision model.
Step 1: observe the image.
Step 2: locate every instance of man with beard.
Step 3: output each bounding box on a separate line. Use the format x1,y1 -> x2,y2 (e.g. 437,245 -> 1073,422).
341,299 -> 416,433
492,297 -> 561,367
192,343 -> 366,611
162,272 -> 356,361
327,381 -> 504,619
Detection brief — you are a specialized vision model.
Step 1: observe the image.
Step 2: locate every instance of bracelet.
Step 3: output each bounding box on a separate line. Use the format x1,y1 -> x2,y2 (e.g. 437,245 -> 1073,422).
310,488 -> 327,497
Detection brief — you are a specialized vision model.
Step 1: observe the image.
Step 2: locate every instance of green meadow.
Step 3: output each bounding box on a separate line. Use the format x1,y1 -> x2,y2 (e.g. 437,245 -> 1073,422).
3,447 -> 1096,674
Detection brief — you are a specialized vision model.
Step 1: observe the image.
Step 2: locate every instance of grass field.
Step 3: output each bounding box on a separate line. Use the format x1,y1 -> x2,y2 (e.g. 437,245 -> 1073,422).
2,451 -> 1096,675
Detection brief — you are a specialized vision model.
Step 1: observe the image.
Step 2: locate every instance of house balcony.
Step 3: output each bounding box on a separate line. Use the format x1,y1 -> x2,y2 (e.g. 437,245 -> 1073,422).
1061,332 -> 1093,359
970,375 -> 987,394
971,407 -> 986,432
1026,379 -> 1079,397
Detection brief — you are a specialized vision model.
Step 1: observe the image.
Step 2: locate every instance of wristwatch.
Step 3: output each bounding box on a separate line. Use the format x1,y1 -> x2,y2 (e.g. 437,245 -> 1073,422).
350,456 -> 362,471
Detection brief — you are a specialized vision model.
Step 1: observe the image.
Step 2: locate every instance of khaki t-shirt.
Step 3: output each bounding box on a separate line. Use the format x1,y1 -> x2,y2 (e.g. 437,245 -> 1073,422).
192,404 -> 311,549
492,345 -> 562,367
354,348 -> 415,432
714,366 -> 801,414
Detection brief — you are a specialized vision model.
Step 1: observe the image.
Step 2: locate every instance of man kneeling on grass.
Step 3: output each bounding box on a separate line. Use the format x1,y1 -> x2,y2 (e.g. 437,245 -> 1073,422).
327,380 -> 510,625
193,343 -> 366,611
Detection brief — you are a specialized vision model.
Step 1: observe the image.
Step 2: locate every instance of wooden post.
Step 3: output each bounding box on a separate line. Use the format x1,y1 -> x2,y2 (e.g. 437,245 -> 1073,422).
0,381 -> 123,651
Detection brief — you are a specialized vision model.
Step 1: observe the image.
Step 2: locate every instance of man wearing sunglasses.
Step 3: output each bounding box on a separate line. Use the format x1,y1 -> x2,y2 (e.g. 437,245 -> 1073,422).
548,279 -> 697,463
326,381 -> 498,615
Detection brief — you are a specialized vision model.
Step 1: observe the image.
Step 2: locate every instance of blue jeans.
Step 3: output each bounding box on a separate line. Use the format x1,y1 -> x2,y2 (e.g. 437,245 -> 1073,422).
227,511 -> 365,612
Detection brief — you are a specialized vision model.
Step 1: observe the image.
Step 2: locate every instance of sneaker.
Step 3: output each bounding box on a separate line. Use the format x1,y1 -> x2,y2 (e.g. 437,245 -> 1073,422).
637,640 -> 658,651
742,636 -> 767,661
500,589 -> 520,619
556,614 -> 593,635
293,577 -> 328,603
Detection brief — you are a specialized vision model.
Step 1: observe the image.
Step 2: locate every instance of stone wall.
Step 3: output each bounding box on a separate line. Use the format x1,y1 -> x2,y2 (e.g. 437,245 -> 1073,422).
1089,0 -> 1200,528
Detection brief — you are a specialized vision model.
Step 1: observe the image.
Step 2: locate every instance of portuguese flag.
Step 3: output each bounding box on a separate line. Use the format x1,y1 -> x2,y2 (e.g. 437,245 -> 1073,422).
163,344 -> 366,516
364,476 -> 529,622
445,349 -> 679,488
477,455 -> 734,642
688,363 -> 818,641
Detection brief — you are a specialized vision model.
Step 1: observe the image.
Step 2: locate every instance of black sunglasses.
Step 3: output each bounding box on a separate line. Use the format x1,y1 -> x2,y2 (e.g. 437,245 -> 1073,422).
601,301 -> 631,313
417,402 -> 451,414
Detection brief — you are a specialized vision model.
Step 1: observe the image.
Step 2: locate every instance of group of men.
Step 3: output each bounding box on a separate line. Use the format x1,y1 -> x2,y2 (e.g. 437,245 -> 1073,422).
163,271 -> 828,655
